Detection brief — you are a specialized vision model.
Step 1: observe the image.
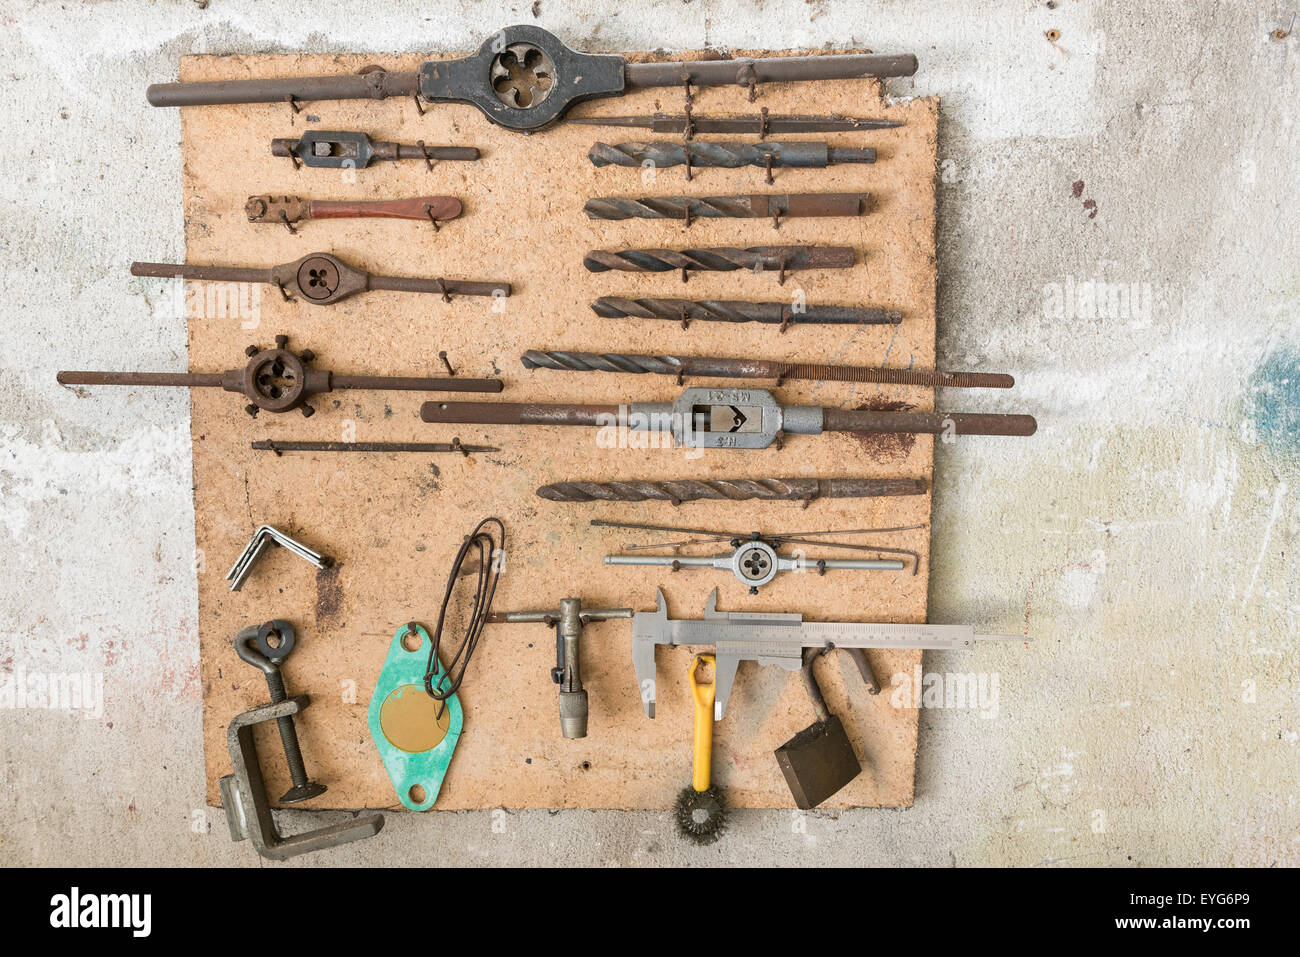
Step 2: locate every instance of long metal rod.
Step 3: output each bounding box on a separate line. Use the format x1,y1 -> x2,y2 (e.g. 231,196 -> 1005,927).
57,371 -> 226,388
251,440 -> 498,454
148,70 -> 421,107
622,53 -> 918,87
569,113 -> 903,134
520,351 -> 1014,389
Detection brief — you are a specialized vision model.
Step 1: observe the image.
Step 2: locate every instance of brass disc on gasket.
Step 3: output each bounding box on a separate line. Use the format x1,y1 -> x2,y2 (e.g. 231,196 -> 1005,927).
378,683 -> 451,753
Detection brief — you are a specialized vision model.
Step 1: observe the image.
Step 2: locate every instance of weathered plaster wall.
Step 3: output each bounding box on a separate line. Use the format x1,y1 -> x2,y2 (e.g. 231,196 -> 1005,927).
0,0 -> 1295,865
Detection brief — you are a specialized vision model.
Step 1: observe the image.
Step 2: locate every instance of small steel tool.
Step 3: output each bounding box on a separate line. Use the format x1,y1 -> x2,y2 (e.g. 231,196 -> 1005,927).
570,113 -> 903,134
598,520 -> 917,593
226,525 -> 330,591
486,599 -> 634,738
607,542 -> 902,593
589,141 -> 875,172
59,334 -> 502,418
130,251 -> 510,305
271,130 -> 479,169
420,386 -> 1038,449
146,25 -> 917,132
633,588 -> 1026,719
521,351 -> 1015,390
245,195 -> 462,230
591,297 -> 900,328
583,192 -> 870,222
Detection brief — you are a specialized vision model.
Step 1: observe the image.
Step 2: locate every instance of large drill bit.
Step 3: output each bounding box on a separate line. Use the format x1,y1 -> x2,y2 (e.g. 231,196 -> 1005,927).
520,351 -> 1014,390
591,297 -> 900,327
536,478 -> 927,504
583,192 -> 870,221
588,141 -> 875,169
582,246 -> 854,275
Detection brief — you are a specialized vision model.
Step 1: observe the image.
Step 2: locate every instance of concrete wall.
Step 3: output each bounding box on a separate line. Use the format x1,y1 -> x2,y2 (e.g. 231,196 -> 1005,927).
1,0 -> 1295,866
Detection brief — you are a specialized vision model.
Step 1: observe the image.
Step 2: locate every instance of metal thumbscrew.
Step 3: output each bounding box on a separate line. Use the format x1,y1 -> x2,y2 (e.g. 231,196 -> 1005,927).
234,620 -> 327,804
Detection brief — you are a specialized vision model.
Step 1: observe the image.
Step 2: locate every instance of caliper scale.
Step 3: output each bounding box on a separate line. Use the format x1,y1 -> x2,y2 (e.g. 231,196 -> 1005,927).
633,589 -> 1024,720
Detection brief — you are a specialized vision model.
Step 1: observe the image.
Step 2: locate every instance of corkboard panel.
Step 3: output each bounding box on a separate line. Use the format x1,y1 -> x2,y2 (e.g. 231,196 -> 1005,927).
179,49 -> 938,811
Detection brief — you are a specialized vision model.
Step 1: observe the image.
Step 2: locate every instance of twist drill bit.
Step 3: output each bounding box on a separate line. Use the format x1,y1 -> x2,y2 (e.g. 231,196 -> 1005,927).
588,141 -> 875,170
591,297 -> 900,327
583,192 -> 870,221
582,246 -> 854,275
519,351 -> 1014,390
536,477 -> 927,504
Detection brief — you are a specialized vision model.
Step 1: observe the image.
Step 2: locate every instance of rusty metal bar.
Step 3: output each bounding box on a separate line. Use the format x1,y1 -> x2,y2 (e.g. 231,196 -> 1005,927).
147,70 -> 421,108
569,113 -> 903,134
623,53 -> 918,88
519,351 -> 1014,389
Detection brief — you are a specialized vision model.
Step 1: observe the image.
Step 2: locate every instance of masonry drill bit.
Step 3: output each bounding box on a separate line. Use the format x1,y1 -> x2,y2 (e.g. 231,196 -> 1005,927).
536,477 -> 927,504
588,141 -> 875,170
245,195 -> 462,228
583,192 -> 870,222
520,351 -> 1014,390
591,297 -> 899,328
130,251 -> 510,306
420,387 -> 1038,448
569,113 -> 903,134
582,246 -> 854,277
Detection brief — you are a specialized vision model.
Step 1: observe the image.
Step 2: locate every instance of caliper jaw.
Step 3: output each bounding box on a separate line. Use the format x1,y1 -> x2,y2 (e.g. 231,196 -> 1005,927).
419,25 -> 625,132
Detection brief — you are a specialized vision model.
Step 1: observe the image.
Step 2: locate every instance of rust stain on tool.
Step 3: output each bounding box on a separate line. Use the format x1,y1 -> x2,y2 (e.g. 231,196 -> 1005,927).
520,351 -> 1014,389
129,251 -> 510,305
246,195 -> 462,225
583,192 -> 870,221
591,297 -> 900,327
535,477 -> 927,504
582,246 -> 855,275
847,398 -> 917,464
588,141 -> 875,169
58,334 -> 502,419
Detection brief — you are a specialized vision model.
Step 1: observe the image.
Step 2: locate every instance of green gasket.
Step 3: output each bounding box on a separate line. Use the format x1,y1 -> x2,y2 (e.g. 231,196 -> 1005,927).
368,623 -> 462,810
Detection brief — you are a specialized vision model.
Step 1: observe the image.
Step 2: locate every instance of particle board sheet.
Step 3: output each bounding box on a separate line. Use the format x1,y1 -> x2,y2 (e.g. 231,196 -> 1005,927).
181,48 -> 939,811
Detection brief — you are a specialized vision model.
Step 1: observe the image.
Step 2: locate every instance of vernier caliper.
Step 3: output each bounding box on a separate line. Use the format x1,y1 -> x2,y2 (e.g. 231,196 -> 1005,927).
632,589 -> 1025,719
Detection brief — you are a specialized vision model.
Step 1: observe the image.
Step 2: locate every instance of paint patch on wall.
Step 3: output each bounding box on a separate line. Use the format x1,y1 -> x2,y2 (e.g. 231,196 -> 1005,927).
1247,348 -> 1300,463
